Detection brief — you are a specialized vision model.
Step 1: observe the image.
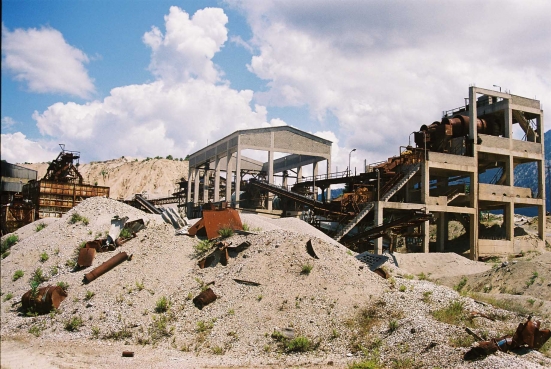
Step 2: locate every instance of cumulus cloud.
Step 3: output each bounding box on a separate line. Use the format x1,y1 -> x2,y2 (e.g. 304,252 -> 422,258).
1,116 -> 17,130
1,23 -> 95,98
233,0 -> 551,162
0,132 -> 58,163
143,6 -> 228,84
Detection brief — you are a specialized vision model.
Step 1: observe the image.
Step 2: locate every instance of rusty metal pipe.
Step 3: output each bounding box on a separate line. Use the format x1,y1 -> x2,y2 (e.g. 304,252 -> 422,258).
84,252 -> 128,283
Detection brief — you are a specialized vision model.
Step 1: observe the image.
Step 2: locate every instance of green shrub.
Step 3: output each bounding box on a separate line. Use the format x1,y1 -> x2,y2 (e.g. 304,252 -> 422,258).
84,290 -> 95,301
194,239 -> 213,254
432,300 -> 474,327
3,293 -> 14,301
35,223 -> 47,232
242,223 -> 250,231
119,228 -> 133,239
12,269 -> 24,281
65,316 -> 84,331
399,285 -> 406,292
50,265 -> 59,276
301,263 -> 313,275
218,226 -> 234,238
285,336 -> 312,352
388,319 -> 398,332
57,281 -> 69,293
30,267 -> 48,284
454,277 -> 468,292
1,234 -> 19,257
39,252 -> 49,263
69,213 -> 89,225
155,296 -> 170,313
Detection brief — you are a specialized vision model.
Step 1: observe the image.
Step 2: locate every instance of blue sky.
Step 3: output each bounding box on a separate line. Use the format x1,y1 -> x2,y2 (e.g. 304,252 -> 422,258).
2,0 -> 551,175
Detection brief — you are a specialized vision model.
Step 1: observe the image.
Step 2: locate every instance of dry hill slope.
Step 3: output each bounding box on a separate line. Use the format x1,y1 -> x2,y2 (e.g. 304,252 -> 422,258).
20,157 -> 188,200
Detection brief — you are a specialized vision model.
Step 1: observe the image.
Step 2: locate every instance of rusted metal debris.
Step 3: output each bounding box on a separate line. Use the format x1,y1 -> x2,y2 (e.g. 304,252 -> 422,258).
122,351 -> 134,357
197,241 -> 251,269
464,316 -> 551,361
85,238 -> 116,253
193,288 -> 217,309
188,205 -> 243,240
84,252 -> 129,283
306,239 -> 319,259
77,247 -> 97,267
21,285 -> 67,314
373,268 -> 388,279
233,279 -> 261,286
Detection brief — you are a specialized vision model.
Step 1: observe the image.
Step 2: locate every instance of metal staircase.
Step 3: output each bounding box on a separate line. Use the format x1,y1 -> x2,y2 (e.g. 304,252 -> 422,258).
333,202 -> 375,241
380,163 -> 420,201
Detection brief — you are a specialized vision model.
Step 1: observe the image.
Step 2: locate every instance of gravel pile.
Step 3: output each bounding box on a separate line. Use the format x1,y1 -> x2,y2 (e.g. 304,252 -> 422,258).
1,197 -> 550,368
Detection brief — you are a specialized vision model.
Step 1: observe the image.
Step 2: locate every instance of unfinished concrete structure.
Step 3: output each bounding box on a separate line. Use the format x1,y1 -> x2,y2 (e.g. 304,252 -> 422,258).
186,126 -> 332,217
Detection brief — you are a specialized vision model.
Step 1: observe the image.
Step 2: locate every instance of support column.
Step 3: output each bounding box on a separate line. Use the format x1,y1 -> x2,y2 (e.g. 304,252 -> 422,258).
313,160 -> 319,202
186,166 -> 194,217
421,161 -> 430,203
297,166 -> 303,183
326,158 -> 332,201
267,150 -> 274,211
438,212 -> 448,252
538,158 -> 546,240
203,165 -> 209,204
374,201 -> 384,254
193,168 -> 200,205
225,153 -> 233,204
235,149 -> 241,208
505,202 -> 514,241
421,218 -> 430,253
468,87 -> 479,260
214,157 -> 221,202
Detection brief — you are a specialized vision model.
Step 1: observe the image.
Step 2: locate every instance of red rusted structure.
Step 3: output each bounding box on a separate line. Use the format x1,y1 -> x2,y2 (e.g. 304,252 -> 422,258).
77,247 -> 97,267
188,203 -> 243,239
21,285 -> 68,314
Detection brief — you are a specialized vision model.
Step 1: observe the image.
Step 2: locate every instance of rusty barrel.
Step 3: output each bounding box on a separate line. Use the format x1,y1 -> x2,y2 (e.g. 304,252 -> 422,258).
193,288 -> 217,309
77,247 -> 96,267
21,286 -> 68,314
84,252 -> 128,283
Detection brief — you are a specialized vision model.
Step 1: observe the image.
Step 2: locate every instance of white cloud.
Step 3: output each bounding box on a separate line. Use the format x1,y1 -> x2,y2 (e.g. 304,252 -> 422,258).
32,79 -> 270,161
143,6 -> 228,84
1,23 -> 95,98
1,116 -> 17,130
0,132 -> 58,163
233,0 -> 551,162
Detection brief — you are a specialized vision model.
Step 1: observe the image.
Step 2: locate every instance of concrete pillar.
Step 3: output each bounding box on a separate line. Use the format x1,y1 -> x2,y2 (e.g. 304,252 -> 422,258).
326,158 -> 332,201
437,212 -> 447,252
203,165 -> 209,204
193,168 -> 200,205
374,201 -> 384,254
313,161 -> 319,201
468,88 -> 479,260
421,161 -> 430,203
225,152 -> 233,203
235,148 -> 242,208
297,166 -> 303,183
186,166 -> 193,217
267,150 -> 274,211
505,202 -> 514,241
504,99 -> 512,139
214,156 -> 221,202
421,219 -> 430,253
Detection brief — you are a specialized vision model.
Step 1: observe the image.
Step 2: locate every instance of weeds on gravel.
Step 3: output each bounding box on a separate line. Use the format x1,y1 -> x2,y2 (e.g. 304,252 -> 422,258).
91,326 -> 100,338
346,302 -> 386,353
218,226 -> 234,238
422,291 -> 432,303
155,296 -> 170,313
39,251 -> 49,262
449,333 -> 475,347
35,222 -> 47,232
57,281 -> 69,293
196,319 -> 215,333
432,300 -> 475,327
50,265 -> 58,276
29,322 -> 46,337
119,228 -> 133,239
12,269 -> 24,281
399,285 -> 406,292
1,234 -> 18,258
194,239 -> 213,255
65,259 -> 77,269
84,290 -> 95,301
526,271 -> 538,287
104,324 -> 133,340
301,263 -> 314,275
417,272 -> 427,280
347,359 -> 382,369
468,292 -> 530,316
30,267 -> 48,284
212,346 -> 224,355
285,336 -> 313,352
388,319 -> 399,332
69,212 -> 89,225
65,316 -> 84,331
135,280 -> 145,291
3,293 -> 14,301
454,277 -> 467,292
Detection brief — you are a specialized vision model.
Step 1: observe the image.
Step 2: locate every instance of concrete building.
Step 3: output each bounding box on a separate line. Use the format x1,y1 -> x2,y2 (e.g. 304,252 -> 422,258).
185,126 -> 332,216
368,86 -> 545,258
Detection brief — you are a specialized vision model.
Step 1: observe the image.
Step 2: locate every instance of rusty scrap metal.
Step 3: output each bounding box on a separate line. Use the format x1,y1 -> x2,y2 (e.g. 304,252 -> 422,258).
373,268 -> 388,279
233,279 -> 261,286
306,239 -> 319,259
193,288 -> 217,309
122,351 -> 134,357
77,247 -> 96,267
84,252 -> 129,283
188,207 -> 243,240
21,285 -> 68,314
464,316 -> 551,361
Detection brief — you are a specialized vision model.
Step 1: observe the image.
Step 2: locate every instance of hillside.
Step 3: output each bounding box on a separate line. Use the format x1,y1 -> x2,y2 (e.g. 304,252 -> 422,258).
20,157 -> 189,200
